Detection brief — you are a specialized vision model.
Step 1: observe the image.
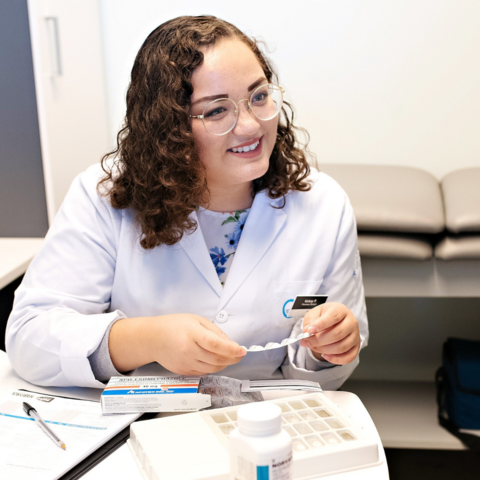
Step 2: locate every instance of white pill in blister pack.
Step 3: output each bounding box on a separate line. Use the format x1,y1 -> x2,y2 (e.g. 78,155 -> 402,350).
241,331 -> 314,352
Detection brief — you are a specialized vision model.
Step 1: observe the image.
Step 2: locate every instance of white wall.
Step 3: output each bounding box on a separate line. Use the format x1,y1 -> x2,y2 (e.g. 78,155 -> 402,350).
99,0 -> 480,180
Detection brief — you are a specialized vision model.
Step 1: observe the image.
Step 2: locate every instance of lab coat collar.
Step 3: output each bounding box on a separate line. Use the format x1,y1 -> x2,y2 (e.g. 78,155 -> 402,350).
179,210 -> 224,297
218,191 -> 287,311
179,191 -> 288,304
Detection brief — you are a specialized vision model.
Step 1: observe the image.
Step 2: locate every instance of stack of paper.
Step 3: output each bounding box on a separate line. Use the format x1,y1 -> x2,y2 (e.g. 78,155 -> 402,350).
0,390 -> 139,480
241,379 -> 322,392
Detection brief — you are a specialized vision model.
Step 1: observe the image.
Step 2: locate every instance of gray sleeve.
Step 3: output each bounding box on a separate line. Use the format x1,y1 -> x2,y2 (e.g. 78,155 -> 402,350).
281,317 -> 361,391
87,319 -> 122,383
305,346 -> 334,371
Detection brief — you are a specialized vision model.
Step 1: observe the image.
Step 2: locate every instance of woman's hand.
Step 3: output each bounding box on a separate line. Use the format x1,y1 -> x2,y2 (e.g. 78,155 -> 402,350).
300,302 -> 360,365
150,314 -> 247,375
109,314 -> 246,375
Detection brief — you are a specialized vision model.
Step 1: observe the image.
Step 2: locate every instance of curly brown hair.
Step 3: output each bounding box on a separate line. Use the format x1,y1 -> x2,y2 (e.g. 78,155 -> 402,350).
99,15 -> 313,249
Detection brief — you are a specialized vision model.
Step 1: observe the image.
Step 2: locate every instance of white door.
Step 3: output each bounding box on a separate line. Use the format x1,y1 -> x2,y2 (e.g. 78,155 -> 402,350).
28,0 -> 111,224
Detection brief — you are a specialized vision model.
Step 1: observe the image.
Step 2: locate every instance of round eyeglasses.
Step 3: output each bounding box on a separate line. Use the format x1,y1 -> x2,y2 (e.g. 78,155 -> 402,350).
189,83 -> 285,136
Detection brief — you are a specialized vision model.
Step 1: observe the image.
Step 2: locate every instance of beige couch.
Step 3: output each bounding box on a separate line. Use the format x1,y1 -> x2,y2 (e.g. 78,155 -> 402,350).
320,165 -> 480,262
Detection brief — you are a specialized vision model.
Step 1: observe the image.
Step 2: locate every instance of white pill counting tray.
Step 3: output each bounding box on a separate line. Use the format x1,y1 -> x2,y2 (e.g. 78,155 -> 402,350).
128,393 -> 381,480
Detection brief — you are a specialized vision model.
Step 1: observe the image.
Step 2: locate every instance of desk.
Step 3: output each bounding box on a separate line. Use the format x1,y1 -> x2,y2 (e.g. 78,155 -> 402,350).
0,351 -> 389,479
0,238 -> 44,289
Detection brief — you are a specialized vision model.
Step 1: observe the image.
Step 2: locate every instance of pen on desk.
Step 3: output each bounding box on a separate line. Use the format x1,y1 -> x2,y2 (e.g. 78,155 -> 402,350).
23,402 -> 66,450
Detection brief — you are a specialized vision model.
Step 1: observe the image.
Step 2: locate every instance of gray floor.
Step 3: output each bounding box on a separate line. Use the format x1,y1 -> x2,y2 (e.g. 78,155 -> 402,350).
385,449 -> 480,479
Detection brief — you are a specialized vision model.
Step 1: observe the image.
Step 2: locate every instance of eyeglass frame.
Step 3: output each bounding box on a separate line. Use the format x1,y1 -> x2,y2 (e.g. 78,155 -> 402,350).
189,83 -> 285,136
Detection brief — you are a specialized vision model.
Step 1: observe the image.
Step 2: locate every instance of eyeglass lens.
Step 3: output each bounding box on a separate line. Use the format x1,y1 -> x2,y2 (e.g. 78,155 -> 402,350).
202,84 -> 283,135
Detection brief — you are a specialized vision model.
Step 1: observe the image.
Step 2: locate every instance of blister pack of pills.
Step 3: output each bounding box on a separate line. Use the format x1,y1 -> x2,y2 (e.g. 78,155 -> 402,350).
241,331 -> 314,352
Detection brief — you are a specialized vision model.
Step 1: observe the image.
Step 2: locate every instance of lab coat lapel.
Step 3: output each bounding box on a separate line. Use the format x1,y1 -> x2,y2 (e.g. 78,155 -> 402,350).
179,212 -> 223,297
219,191 -> 287,310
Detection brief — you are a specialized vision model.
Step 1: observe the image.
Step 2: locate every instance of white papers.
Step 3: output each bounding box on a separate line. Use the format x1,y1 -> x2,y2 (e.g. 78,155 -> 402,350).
0,390 -> 140,480
241,379 -> 322,392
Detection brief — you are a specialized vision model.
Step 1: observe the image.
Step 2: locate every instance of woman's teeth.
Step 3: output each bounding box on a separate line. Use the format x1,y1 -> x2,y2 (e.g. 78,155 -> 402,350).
231,140 -> 260,153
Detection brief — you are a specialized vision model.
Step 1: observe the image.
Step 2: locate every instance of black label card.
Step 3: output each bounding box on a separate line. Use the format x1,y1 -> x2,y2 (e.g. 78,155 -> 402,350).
289,295 -> 328,315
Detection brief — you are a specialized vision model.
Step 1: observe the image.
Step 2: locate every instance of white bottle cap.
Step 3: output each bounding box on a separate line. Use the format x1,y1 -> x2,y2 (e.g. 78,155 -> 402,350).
237,403 -> 282,437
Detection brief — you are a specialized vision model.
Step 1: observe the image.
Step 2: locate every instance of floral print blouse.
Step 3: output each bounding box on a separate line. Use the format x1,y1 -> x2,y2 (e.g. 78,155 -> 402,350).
196,208 -> 250,286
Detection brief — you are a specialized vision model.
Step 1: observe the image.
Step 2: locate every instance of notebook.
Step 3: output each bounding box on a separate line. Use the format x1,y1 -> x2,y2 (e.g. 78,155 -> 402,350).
0,389 -> 140,480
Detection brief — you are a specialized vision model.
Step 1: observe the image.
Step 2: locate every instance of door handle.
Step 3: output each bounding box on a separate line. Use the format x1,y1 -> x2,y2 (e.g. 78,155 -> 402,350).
45,16 -> 62,77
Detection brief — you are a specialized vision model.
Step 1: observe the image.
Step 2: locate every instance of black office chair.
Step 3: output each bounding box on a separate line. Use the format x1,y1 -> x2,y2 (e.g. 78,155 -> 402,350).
0,275 -> 23,352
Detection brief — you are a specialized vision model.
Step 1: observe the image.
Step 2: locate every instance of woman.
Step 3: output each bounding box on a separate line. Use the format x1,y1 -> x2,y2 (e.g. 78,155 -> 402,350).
6,16 -> 368,390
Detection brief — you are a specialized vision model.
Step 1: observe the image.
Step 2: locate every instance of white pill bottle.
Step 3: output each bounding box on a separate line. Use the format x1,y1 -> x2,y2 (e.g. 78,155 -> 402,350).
229,403 -> 293,480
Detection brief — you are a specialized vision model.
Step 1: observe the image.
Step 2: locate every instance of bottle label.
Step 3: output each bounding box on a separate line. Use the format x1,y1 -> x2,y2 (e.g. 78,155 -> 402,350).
256,466 -> 269,480
270,452 -> 293,480
234,453 -> 292,480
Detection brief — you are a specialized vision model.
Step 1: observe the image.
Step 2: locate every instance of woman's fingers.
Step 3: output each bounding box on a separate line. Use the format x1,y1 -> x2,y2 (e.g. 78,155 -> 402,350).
194,361 -> 232,374
194,343 -> 244,368
150,314 -> 247,376
194,323 -> 247,359
301,302 -> 361,365
193,321 -> 246,372
306,324 -> 360,356
303,303 -> 348,335
304,321 -> 353,349
198,316 -> 231,339
309,332 -> 357,355
323,344 -> 360,365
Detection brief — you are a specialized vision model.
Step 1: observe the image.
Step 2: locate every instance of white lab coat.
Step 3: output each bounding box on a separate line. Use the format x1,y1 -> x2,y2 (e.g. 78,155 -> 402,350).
6,164 -> 368,390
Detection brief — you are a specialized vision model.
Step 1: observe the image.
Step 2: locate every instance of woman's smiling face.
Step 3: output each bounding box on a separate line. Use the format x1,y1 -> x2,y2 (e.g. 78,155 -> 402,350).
190,38 -> 279,194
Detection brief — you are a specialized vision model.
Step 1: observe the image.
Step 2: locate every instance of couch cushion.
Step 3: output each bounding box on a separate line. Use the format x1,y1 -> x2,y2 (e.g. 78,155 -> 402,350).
435,236 -> 480,260
441,168 -> 480,233
320,165 -> 445,234
358,234 -> 433,260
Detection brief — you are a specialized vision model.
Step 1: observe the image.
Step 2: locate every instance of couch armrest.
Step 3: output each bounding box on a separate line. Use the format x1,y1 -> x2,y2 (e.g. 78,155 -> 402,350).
441,168 -> 480,233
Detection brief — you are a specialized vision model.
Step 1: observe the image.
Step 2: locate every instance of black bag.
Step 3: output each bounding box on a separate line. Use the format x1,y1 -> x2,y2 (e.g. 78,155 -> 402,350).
436,337 -> 480,450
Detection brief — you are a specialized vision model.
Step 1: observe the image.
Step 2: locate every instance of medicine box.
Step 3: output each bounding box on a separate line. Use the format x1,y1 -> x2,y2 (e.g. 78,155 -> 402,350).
101,376 -> 211,414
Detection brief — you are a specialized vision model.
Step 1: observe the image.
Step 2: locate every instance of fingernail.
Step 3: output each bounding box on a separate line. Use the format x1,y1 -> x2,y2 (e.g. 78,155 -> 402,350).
308,326 -> 318,334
